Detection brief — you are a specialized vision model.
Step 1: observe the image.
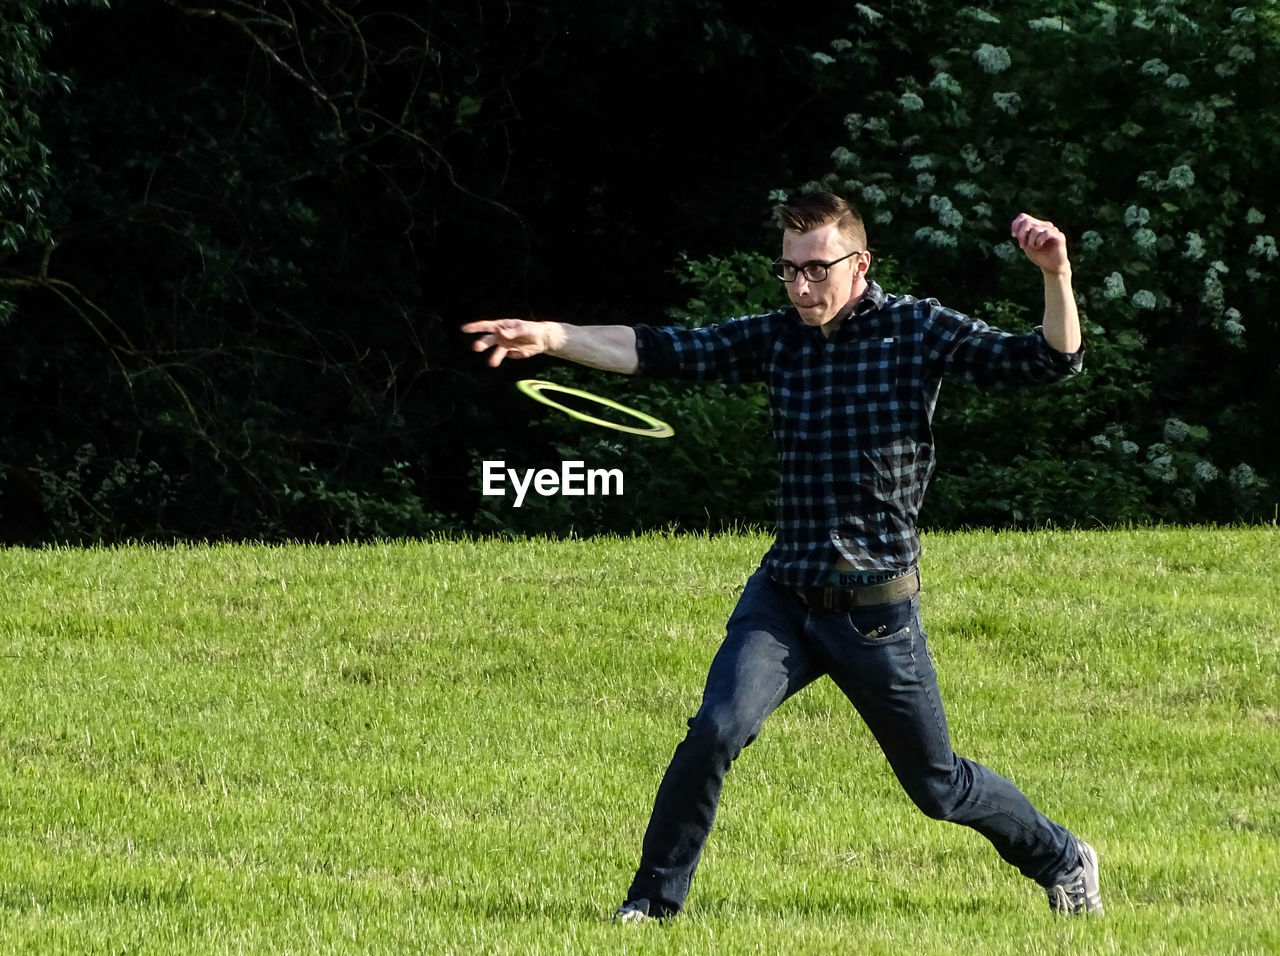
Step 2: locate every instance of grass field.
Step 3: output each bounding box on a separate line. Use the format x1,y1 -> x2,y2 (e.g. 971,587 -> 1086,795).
1,527 -> 1277,954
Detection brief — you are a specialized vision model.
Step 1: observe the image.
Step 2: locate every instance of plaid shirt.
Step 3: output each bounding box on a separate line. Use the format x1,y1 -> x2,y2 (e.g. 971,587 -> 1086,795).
634,281 -> 1083,588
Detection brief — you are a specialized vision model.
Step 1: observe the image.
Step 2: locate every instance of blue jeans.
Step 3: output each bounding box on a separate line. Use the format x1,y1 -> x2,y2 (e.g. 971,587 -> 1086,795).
627,567 -> 1077,913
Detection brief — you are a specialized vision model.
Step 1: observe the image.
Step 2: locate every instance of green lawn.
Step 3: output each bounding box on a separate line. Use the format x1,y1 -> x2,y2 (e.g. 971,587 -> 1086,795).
2,528 -> 1277,954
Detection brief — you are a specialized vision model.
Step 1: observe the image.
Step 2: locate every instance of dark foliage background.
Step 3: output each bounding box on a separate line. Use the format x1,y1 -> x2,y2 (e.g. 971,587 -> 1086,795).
1,0 -> 1275,543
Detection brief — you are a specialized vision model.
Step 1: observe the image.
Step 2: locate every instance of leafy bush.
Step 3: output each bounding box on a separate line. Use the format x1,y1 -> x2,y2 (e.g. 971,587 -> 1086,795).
780,0 -> 1278,525
0,0 -> 69,258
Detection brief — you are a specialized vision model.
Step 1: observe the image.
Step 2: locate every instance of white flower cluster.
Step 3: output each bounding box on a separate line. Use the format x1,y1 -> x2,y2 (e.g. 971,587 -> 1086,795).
1163,418 -> 1190,442
930,72 -> 962,95
1246,208 -> 1266,225
831,146 -> 856,167
916,172 -> 936,191
929,194 -> 964,229
1092,425 -> 1140,456
909,155 -> 933,170
1188,102 -> 1216,127
1132,228 -> 1158,252
993,240 -> 1019,261
861,185 -> 888,205
1229,463 -> 1269,509
960,144 -> 984,173
1202,263 -> 1227,313
1165,72 -> 1190,89
855,3 -> 883,23
1140,58 -> 1169,77
1131,289 -> 1157,310
1230,463 -> 1266,495
1228,44 -> 1255,63
914,226 -> 958,248
1221,308 -> 1246,344
1161,164 -> 1196,190
1193,460 -> 1219,484
1124,205 -> 1151,227
954,181 -> 981,199
831,39 -> 852,53
992,91 -> 1022,114
899,92 -> 925,113
1145,448 -> 1177,484
812,52 -> 836,66
1080,230 -> 1104,251
1029,16 -> 1071,31
972,202 -> 993,220
1103,271 -> 1127,299
974,43 -> 1012,74
1184,231 -> 1205,260
1249,234 -> 1278,261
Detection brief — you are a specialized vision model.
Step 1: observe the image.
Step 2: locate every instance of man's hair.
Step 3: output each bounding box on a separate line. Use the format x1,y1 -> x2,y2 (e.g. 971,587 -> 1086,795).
773,192 -> 867,252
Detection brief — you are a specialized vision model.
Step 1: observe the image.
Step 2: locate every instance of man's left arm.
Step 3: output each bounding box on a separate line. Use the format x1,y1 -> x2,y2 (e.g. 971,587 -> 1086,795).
1012,213 -> 1082,354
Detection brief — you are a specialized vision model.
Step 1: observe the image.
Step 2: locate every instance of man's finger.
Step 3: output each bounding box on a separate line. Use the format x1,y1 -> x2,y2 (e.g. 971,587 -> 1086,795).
1011,214 -> 1057,240
1018,225 -> 1061,250
462,318 -> 519,335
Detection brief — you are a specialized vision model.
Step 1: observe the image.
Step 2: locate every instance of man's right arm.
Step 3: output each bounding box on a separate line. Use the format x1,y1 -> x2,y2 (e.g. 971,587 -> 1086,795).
461,319 -> 638,375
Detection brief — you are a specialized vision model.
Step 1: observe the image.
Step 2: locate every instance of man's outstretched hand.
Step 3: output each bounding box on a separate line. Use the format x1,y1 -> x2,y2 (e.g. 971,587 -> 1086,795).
461,318 -> 557,368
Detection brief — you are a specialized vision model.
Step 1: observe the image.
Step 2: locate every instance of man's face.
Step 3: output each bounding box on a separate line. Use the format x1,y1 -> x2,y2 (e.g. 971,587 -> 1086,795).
780,221 -> 866,330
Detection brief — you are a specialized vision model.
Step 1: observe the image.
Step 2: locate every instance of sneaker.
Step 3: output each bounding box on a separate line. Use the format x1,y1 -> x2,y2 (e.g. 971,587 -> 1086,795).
611,899 -> 653,924
1047,840 -> 1103,916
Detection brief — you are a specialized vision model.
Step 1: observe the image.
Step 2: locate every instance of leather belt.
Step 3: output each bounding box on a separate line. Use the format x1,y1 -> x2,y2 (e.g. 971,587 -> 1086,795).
796,567 -> 920,611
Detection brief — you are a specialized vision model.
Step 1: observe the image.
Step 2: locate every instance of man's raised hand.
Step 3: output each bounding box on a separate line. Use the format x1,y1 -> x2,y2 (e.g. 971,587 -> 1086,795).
1011,214 -> 1071,276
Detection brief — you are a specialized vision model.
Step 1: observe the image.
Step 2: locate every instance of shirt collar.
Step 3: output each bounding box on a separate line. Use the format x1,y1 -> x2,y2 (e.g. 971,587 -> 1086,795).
853,281 -> 887,316
817,281 -> 887,339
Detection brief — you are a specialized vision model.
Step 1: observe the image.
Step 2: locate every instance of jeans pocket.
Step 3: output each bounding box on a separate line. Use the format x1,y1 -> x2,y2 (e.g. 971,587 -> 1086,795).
857,624 -> 913,644
844,593 -> 918,643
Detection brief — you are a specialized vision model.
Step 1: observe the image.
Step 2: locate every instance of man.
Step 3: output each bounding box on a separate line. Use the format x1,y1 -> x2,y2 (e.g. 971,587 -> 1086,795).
462,192 -> 1102,920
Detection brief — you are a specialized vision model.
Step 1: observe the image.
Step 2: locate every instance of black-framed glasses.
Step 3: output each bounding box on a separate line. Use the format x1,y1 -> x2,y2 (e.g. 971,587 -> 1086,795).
771,250 -> 863,283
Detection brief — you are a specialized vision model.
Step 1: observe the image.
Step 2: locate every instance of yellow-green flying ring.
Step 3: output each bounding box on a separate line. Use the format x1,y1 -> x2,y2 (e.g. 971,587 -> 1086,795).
515,379 -> 674,439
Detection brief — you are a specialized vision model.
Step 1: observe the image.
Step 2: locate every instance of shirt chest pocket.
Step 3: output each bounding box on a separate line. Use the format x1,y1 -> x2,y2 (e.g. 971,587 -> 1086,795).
842,336 -> 899,396
766,335 -> 902,426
